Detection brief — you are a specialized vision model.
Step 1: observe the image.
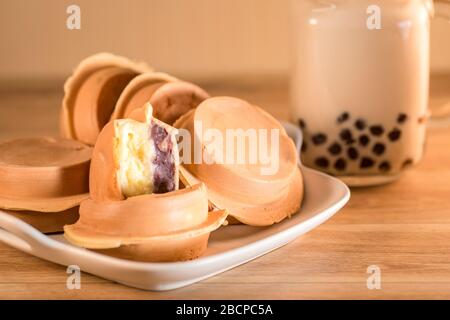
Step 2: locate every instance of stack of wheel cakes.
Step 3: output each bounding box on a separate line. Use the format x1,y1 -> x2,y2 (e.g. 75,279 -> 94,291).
0,53 -> 304,262
0,137 -> 91,233
0,53 -> 208,235
174,97 -> 304,227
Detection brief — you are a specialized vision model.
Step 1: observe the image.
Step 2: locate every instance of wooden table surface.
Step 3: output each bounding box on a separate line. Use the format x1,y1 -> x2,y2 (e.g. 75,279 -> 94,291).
0,76 -> 449,299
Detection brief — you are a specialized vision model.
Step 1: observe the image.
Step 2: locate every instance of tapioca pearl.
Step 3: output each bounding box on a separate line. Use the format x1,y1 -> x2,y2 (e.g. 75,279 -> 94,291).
339,128 -> 353,142
328,142 -> 342,155
347,147 -> 359,160
315,157 -> 329,168
359,135 -> 370,147
388,128 -> 401,142
379,161 -> 392,172
360,157 -> 375,169
372,143 -> 386,156
298,118 -> 306,129
402,158 -> 413,169
354,119 -> 366,131
397,113 -> 408,124
312,133 -> 327,145
337,112 -> 350,124
301,141 -> 307,153
334,158 -> 347,171
369,125 -> 384,136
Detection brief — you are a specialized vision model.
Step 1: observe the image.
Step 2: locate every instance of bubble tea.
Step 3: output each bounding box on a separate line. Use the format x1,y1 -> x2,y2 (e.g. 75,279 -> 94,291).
291,0 -> 433,185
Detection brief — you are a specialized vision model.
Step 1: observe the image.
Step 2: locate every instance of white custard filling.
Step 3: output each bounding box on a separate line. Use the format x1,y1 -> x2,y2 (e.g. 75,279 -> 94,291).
114,119 -> 156,198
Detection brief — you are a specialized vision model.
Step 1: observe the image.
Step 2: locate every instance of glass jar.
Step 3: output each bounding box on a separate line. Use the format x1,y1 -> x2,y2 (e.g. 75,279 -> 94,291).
290,0 -> 447,186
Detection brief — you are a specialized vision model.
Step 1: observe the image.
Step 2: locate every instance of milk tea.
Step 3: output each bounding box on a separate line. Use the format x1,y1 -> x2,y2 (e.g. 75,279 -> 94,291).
291,0 -> 431,184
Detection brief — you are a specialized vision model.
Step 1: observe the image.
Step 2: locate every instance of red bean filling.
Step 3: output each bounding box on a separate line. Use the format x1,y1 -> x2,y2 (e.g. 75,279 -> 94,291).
150,124 -> 176,194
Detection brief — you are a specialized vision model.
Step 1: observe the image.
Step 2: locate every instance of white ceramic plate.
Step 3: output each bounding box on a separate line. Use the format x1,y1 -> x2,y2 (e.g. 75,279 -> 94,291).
0,123 -> 350,291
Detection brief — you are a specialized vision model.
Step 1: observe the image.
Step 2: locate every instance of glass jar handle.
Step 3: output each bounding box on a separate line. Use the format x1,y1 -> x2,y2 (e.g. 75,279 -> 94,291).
429,0 -> 450,127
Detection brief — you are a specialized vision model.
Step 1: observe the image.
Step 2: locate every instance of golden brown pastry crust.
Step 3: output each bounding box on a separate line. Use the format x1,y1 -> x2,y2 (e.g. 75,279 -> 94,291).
111,72 -> 177,120
61,53 -> 151,145
66,103 -> 228,262
0,137 -> 91,212
4,207 -> 79,234
175,97 -> 304,226
64,186 -> 228,262
149,81 -> 209,125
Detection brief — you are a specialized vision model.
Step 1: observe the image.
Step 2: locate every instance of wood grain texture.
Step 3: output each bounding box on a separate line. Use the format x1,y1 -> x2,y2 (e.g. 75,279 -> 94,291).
0,76 -> 449,299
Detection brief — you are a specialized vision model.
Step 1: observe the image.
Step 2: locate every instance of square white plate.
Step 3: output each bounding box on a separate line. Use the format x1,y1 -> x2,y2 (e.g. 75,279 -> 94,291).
0,123 -> 350,291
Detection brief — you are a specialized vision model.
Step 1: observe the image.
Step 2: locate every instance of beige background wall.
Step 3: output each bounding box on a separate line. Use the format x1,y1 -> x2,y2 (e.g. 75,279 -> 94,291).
0,0 -> 449,82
